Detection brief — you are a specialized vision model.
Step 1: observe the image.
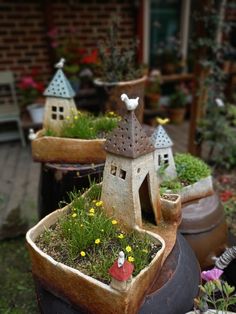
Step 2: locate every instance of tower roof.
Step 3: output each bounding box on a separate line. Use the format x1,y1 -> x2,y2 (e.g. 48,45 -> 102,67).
43,69 -> 75,99
104,111 -> 154,158
151,125 -> 173,148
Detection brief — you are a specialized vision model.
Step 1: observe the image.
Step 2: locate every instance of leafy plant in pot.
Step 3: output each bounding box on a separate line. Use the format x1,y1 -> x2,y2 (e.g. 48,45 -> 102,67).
94,17 -> 146,122
168,85 -> 188,124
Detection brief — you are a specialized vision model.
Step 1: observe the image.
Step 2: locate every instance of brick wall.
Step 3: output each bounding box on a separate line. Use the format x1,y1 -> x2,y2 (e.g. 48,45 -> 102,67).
0,0 -> 137,88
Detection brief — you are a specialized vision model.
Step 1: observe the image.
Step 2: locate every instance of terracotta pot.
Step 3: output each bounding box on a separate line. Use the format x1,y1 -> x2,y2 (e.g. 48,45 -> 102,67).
145,93 -> 160,109
31,129 -> 106,164
26,203 -> 165,314
179,193 -> 228,269
94,76 -> 147,123
167,107 -> 186,124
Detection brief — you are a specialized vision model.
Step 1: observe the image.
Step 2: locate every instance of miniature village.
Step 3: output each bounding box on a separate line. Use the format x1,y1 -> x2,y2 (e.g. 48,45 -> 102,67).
25,64 -> 236,314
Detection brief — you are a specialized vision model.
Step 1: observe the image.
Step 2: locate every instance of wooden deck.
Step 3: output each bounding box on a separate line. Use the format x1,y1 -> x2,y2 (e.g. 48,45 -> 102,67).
0,122 -> 189,239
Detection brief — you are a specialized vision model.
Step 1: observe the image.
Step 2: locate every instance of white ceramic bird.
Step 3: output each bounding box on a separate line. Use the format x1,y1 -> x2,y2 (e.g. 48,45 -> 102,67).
28,128 -> 36,141
55,58 -> 66,69
121,93 -> 139,111
117,251 -> 125,268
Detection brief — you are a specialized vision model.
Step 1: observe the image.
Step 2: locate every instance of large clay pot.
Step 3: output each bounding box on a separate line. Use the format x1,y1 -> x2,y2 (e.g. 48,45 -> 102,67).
30,233 -> 200,314
167,107 -> 186,124
179,193 -> 228,269
94,76 -> 147,123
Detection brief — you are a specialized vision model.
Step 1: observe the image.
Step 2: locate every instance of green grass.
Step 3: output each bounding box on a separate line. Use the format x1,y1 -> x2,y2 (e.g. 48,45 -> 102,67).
36,184 -> 161,284
0,236 -> 39,314
45,111 -> 120,139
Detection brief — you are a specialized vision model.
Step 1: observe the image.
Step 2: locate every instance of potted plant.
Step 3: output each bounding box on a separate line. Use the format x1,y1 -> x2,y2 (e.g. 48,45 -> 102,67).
94,18 -> 147,123
168,84 -> 188,124
145,70 -> 161,110
186,267 -> 236,314
18,69 -> 45,123
159,153 -> 213,204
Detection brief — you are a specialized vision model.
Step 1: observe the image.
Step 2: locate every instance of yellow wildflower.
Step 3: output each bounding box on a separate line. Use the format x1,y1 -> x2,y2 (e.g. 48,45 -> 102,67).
66,115 -> 70,120
101,229 -> 104,232
88,213 -> 95,217
117,233 -> 124,239
125,245 -> 132,253
89,208 -> 95,213
128,256 -> 135,263
80,224 -> 84,227
80,251 -> 86,257
95,239 -> 101,244
142,249 -> 148,254
74,115 -> 78,120
92,200 -> 97,203
95,200 -> 103,207
111,220 -> 118,225
72,213 -> 77,218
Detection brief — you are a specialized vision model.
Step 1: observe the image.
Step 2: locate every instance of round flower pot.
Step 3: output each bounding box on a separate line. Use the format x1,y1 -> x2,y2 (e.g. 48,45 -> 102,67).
26,204 -> 166,314
31,129 -> 106,164
94,76 -> 147,123
27,103 -> 45,123
167,107 -> 186,124
179,193 -> 228,269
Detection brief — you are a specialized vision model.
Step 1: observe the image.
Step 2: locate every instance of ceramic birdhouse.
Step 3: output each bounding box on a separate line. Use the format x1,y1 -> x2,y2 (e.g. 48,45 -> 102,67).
109,251 -> 134,291
43,59 -> 77,134
101,94 -> 161,229
151,125 -> 177,181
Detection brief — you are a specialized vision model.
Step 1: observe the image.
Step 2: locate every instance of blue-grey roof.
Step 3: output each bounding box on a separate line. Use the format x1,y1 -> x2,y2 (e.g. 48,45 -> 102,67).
43,69 -> 75,98
151,125 -> 173,148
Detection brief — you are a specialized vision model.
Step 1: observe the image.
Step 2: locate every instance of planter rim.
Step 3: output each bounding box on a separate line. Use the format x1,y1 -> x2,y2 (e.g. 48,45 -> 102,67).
94,75 -> 147,87
26,203 -> 165,290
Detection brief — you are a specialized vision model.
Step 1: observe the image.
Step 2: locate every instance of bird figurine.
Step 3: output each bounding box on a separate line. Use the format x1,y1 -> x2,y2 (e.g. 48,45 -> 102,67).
117,251 -> 125,268
121,93 -> 139,111
28,128 -> 36,141
55,58 -> 66,69
156,117 -> 170,125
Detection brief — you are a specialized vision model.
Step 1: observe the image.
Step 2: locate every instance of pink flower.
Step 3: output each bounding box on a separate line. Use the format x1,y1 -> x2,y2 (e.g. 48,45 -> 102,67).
201,267 -> 223,282
18,76 -> 37,89
220,190 -> 233,202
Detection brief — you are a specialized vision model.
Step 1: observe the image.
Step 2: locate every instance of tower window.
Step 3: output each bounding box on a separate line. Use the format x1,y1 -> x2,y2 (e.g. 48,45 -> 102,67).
163,153 -> 169,165
110,165 -> 117,176
119,169 -> 126,180
51,105 -> 65,121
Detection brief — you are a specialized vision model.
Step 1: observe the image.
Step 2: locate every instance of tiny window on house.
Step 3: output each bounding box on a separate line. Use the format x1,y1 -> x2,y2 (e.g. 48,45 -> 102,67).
110,165 -> 117,176
119,169 -> 126,180
51,105 -> 65,121
163,153 -> 169,165
158,154 -> 161,166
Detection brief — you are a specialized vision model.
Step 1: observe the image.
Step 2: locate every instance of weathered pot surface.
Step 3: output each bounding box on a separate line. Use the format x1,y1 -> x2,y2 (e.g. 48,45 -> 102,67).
179,193 -> 228,269
26,204 -> 166,314
31,129 -> 106,164
160,193 -> 182,223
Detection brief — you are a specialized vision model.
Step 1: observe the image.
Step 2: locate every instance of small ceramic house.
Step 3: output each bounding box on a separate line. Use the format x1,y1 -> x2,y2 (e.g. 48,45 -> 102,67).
151,125 -> 177,180
109,251 -> 134,292
101,95 -> 161,229
43,60 -> 77,134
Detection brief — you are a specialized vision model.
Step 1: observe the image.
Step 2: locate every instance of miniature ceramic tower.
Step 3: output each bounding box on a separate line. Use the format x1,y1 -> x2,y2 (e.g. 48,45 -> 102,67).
151,125 -> 177,180
101,94 -> 161,229
43,58 -> 77,134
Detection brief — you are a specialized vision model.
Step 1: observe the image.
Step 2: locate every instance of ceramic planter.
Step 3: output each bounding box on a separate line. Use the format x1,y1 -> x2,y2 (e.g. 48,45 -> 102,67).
94,76 -> 147,123
26,204 -> 165,314
165,176 -> 214,204
160,194 -> 181,223
27,103 -> 45,123
180,176 -> 214,204
31,129 -> 106,164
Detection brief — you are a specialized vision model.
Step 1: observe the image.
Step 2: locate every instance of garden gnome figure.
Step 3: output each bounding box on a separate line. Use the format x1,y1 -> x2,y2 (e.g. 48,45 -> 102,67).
151,121 -> 177,181
43,58 -> 77,135
101,94 -> 161,229
109,251 -> 134,291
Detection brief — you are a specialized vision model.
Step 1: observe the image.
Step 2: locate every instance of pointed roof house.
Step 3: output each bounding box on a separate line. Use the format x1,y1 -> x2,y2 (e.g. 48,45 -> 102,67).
43,60 -> 77,134
151,125 -> 177,180
101,94 -> 161,229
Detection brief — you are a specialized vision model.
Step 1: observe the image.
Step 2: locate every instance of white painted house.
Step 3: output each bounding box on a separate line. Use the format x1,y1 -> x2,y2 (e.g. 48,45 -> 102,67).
151,125 -> 177,180
43,62 -> 77,135
101,96 -> 161,229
